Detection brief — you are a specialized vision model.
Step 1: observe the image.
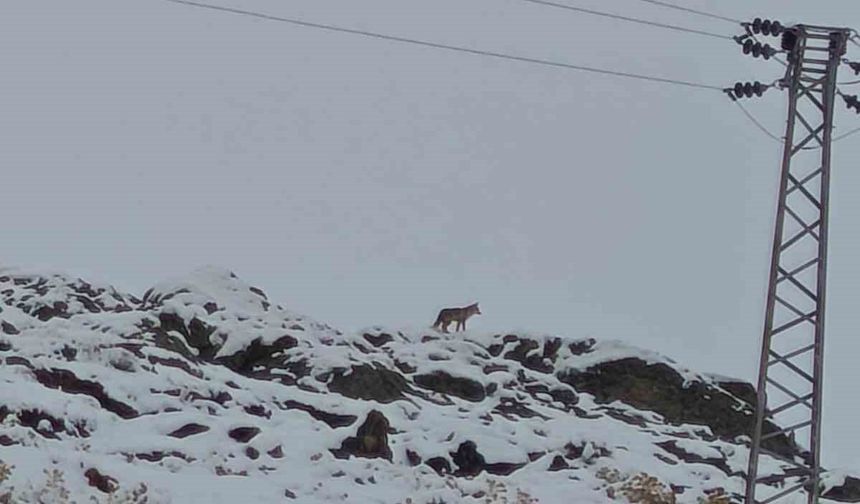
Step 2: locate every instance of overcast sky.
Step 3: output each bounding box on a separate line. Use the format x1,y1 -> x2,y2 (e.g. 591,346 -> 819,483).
3,0 -> 860,469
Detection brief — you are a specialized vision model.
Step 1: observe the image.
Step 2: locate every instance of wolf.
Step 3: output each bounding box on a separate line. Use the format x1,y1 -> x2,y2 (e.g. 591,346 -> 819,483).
432,303 -> 481,333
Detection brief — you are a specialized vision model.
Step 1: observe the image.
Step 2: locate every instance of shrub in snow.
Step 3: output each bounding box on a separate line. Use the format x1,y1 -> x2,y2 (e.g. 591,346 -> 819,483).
0,463 -> 150,504
598,468 -> 676,504
0,461 -> 13,504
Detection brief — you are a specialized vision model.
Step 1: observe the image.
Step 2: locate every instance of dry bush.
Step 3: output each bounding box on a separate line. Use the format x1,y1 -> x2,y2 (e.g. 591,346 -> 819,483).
0,462 -> 149,504
598,468 -> 676,504
0,461 -> 13,504
697,488 -> 731,504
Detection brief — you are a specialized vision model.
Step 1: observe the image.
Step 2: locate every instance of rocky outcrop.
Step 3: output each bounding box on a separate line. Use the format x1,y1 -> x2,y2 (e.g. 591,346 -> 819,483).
2,266 -> 856,503
825,477 -> 860,502
413,371 -> 486,402
328,365 -> 410,403
558,357 -> 800,459
331,410 -> 392,461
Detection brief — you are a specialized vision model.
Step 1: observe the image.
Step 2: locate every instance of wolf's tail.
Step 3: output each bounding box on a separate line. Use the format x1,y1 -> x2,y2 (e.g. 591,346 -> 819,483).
432,312 -> 442,328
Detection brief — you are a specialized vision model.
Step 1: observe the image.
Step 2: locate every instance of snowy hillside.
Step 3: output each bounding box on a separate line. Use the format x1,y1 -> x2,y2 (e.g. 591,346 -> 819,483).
0,267 -> 855,503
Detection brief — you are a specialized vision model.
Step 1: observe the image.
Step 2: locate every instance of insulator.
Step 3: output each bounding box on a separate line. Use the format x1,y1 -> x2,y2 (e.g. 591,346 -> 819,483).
752,43 -> 762,58
770,21 -> 783,36
763,44 -> 774,60
849,62 -> 860,75
743,39 -> 754,55
752,17 -> 763,35
782,29 -> 798,51
761,20 -> 772,36
844,94 -> 860,112
729,81 -> 768,100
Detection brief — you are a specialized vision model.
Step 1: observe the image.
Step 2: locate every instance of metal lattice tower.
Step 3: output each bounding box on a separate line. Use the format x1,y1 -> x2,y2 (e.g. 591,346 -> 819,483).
745,25 -> 850,504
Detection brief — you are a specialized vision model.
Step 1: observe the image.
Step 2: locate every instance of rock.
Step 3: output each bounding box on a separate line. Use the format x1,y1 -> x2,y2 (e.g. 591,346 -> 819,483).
406,449 -> 422,466
558,357 -> 799,460
494,398 -> 548,420
824,476 -> 860,502
363,332 -> 393,347
568,338 -> 596,355
656,441 -> 731,475
32,368 -> 138,419
217,335 -> 298,374
504,339 -> 553,373
426,457 -> 452,475
1,321 -> 19,335
33,301 -> 70,321
243,405 -> 271,418
451,441 -> 485,476
283,400 -> 356,428
548,455 -> 569,471
413,371 -> 486,402
328,365 -> 410,403
229,427 -> 261,443
331,410 -> 392,461
157,312 -> 218,359
168,423 -> 210,439
84,468 -> 118,493
448,441 -> 525,477
135,451 -> 191,463
485,462 -> 526,475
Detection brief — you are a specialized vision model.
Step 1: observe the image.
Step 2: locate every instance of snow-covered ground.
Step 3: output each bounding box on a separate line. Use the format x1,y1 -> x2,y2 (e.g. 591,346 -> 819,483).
0,266 -> 837,503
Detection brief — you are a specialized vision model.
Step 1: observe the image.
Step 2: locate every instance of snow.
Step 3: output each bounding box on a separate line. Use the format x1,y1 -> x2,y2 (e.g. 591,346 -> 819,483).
0,267 -> 839,503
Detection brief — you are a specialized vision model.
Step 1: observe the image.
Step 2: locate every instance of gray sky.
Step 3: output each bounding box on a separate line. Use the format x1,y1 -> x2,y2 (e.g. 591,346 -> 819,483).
3,0 -> 860,468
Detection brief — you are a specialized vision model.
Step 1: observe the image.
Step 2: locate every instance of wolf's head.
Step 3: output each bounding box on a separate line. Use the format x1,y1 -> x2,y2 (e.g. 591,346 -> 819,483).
468,302 -> 481,316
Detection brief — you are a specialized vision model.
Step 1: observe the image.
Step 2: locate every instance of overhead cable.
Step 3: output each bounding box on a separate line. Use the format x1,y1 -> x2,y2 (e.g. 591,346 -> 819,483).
522,0 -> 732,40
629,0 -> 741,25
164,0 -> 725,91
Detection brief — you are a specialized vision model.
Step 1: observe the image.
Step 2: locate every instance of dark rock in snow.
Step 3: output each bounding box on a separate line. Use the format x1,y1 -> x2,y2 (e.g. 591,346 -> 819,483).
32,367 -> 138,419
406,449 -> 422,466
414,371 -> 485,402
331,410 -> 392,461
217,335 -> 298,373
363,332 -> 393,347
548,455 -> 569,471
451,441 -> 485,476
283,400 -> 357,428
1,321 -> 19,335
328,365 -> 410,403
426,457 -> 452,475
229,427 -> 261,443
558,357 -> 799,460
84,468 -> 118,493
168,423 -> 210,439
824,476 -> 860,502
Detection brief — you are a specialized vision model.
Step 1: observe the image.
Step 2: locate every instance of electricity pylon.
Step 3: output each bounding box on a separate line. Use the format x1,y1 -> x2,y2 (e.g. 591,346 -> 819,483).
744,24 -> 850,504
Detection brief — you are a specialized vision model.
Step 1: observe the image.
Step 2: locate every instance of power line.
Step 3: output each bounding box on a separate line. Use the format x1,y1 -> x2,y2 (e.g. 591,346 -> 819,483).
165,0 -> 811,148
733,100 -> 783,143
834,124 -> 860,142
522,0 -> 732,40
629,0 -> 742,25
163,0 -> 724,91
